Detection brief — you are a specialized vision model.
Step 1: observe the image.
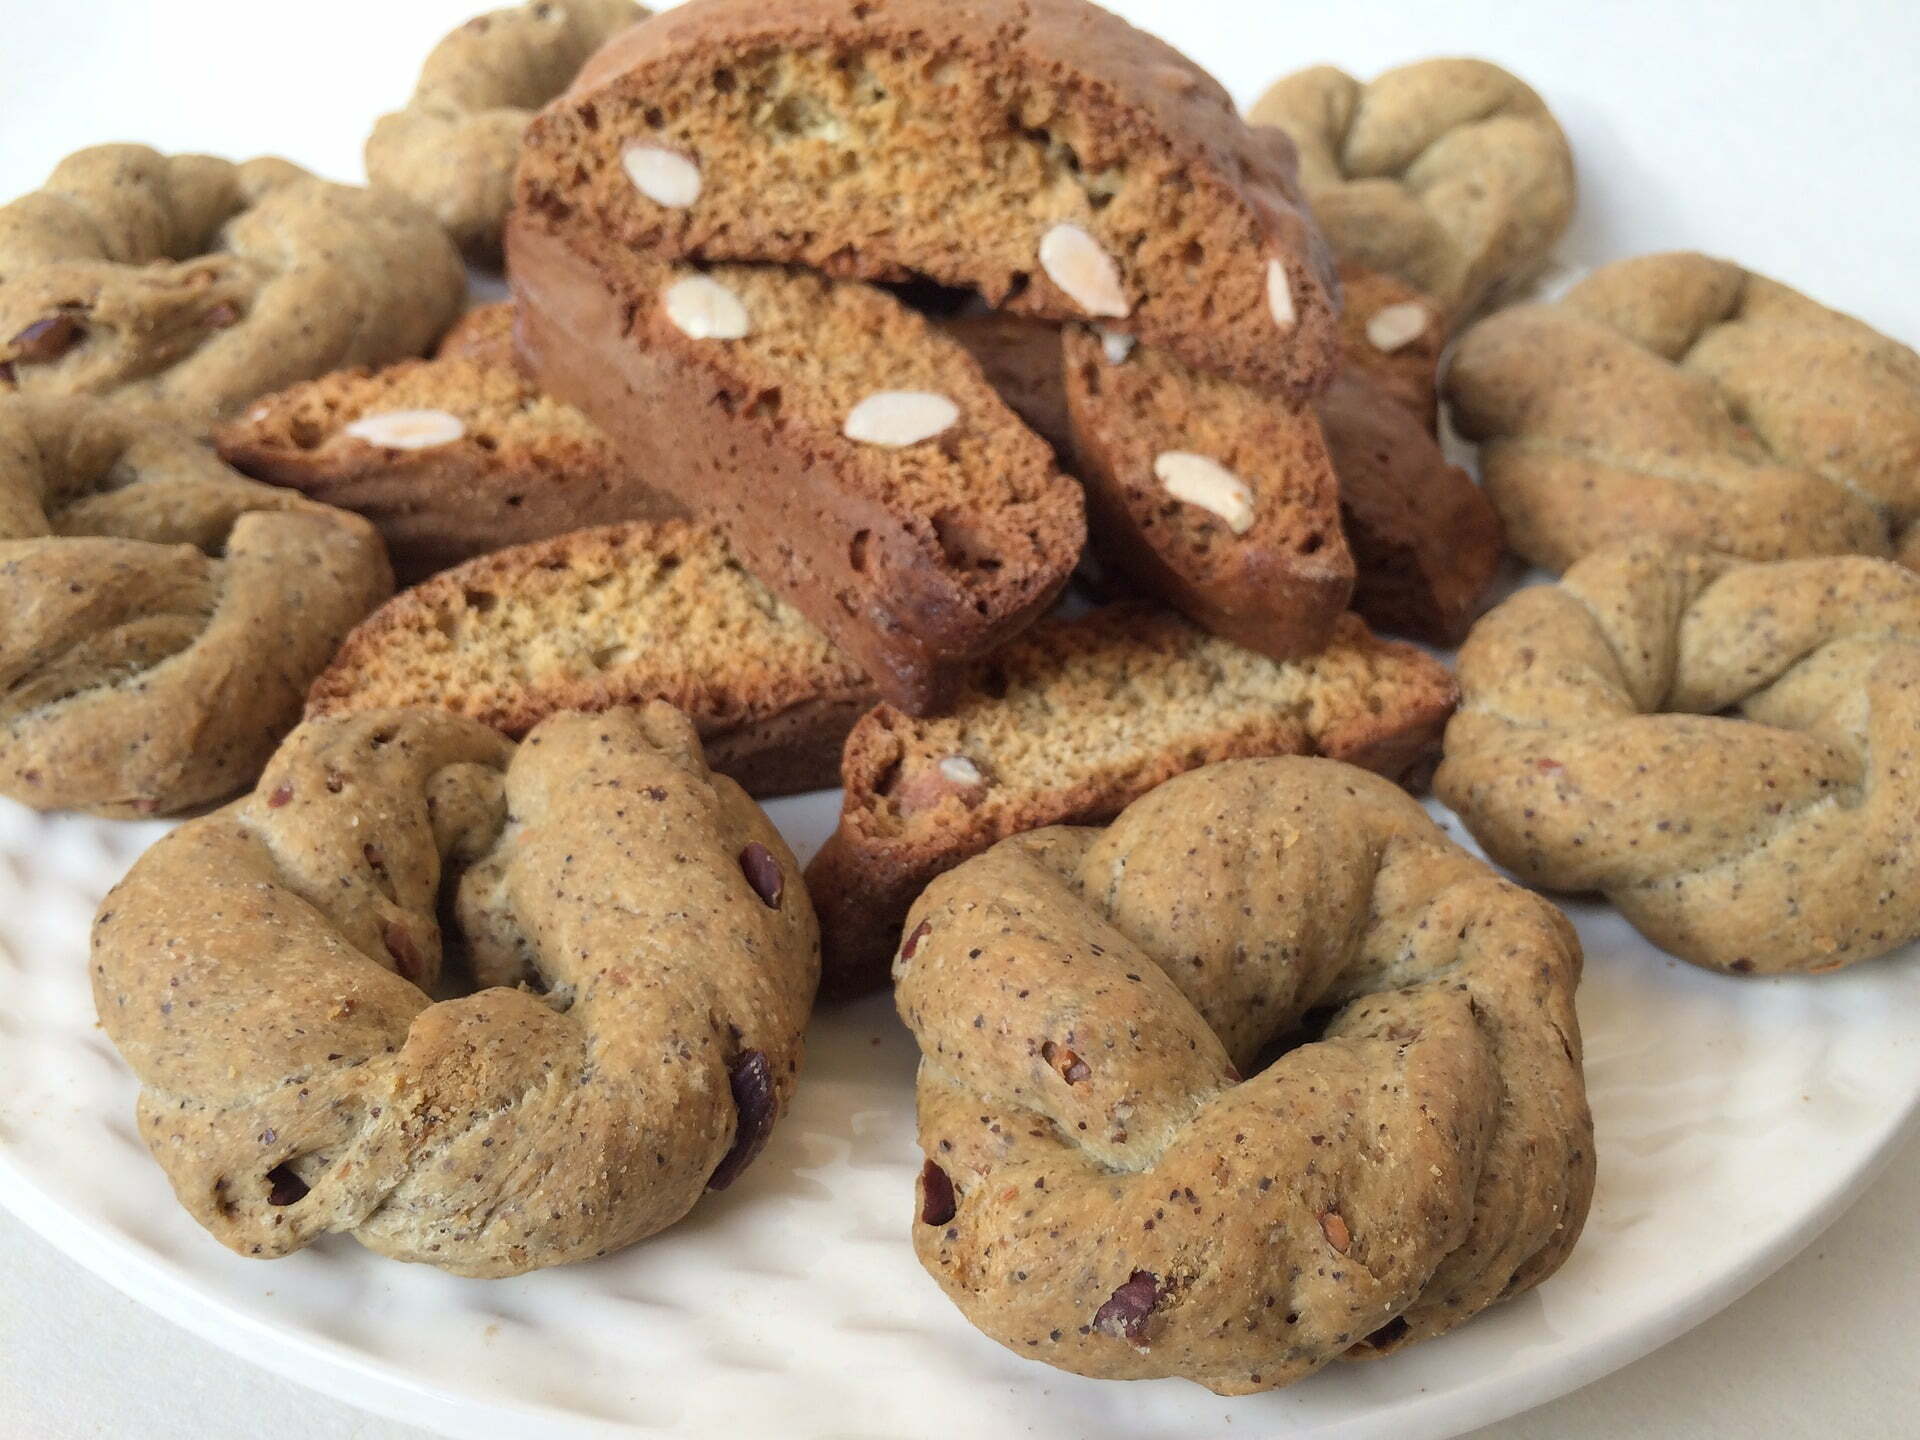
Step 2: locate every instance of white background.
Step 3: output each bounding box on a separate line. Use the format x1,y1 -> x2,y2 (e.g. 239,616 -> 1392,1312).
3,1 -> 1919,1437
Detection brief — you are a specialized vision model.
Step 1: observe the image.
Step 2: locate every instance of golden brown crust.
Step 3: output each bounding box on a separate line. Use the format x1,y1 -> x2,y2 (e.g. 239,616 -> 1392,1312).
519,0 -> 1339,399
0,395 -> 392,818
0,145 -> 465,432
807,606 -> 1457,994
306,521 -> 875,797
1444,252 -> 1920,573
92,703 -> 820,1276
1250,59 -> 1574,317
1438,538 -> 1920,974
896,758 -> 1592,1393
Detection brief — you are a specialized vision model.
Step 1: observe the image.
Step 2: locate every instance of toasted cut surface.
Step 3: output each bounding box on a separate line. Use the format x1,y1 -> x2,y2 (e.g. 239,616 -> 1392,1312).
307,521 -> 875,797
518,0 -> 1338,398
1062,328 -> 1354,660
806,605 -> 1457,993
509,212 -> 1084,714
215,305 -> 679,579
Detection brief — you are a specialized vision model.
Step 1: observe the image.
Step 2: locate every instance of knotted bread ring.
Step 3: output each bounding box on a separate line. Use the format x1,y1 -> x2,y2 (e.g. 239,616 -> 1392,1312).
92,702 -> 819,1276
366,0 -> 649,261
0,144 -> 465,429
1,395 -> 392,818
1438,538 -> 1920,976
1249,58 -> 1574,317
895,758 -> 1592,1394
1445,251 -> 1920,574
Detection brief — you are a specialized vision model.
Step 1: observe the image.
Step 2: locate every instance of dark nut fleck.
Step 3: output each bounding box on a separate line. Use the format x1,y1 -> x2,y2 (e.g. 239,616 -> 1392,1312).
266,783 -> 293,808
204,302 -> 241,329
739,842 -> 783,909
8,313 -> 83,364
1319,1209 -> 1351,1253
382,921 -> 424,983
265,1164 -> 309,1207
919,1158 -> 957,1225
707,1049 -> 776,1190
900,919 -> 932,962
1041,1039 -> 1091,1084
1092,1269 -> 1160,1341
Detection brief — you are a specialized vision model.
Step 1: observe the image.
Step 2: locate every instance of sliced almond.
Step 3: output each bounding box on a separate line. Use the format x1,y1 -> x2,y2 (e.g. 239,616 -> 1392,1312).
1365,301 -> 1431,353
1267,259 -> 1297,332
1099,328 -> 1136,365
621,144 -> 702,208
938,755 -> 984,786
662,275 -> 751,340
1155,452 -> 1255,534
344,409 -> 465,450
843,391 -> 960,448
1039,223 -> 1130,319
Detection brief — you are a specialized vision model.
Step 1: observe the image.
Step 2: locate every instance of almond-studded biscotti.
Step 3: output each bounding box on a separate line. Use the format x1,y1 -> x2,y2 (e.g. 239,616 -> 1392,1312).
306,521 -> 875,797
806,606 -> 1457,993
1061,328 -> 1354,660
516,0 -> 1339,399
214,303 -> 679,579
508,212 -> 1085,716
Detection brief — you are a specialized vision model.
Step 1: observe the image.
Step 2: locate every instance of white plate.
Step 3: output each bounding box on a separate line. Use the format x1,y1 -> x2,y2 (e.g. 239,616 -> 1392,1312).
2,789 -> 1918,1440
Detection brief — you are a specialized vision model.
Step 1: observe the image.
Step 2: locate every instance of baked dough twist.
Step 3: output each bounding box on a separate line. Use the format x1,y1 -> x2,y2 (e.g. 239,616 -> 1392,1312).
366,0 -> 650,261
92,703 -> 819,1277
1445,252 -> 1920,573
0,396 -> 392,817
1249,59 -> 1574,317
896,758 -> 1591,1394
1438,538 -> 1920,975
0,145 -> 465,430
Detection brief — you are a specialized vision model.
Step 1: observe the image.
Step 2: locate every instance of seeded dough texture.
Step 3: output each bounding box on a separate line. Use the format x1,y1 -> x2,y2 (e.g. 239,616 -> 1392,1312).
1062,329 -> 1353,660
1250,59 -> 1573,317
897,757 -> 1591,1393
509,213 -> 1085,715
92,703 -> 820,1276
1445,252 -> 1920,573
807,606 -> 1457,994
0,395 -> 392,818
367,0 -> 650,262
0,145 -> 465,432
1439,538 -> 1920,975
214,303 -> 680,580
1320,373 -> 1502,645
308,521 -> 875,796
518,0 -> 1340,399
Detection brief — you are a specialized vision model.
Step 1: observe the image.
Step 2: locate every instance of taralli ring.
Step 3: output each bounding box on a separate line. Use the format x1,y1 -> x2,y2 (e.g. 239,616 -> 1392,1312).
894,758 -> 1593,1394
91,703 -> 820,1276
0,395 -> 392,818
1437,537 -> 1920,975
0,144 -> 465,430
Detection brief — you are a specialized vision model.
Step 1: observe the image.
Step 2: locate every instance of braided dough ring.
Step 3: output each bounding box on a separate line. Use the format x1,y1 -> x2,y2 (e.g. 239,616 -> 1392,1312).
1437,538 -> 1920,976
1445,252 -> 1920,573
92,702 -> 819,1276
895,758 -> 1591,1394
366,0 -> 650,261
1,395 -> 392,818
1249,59 -> 1574,317
0,145 -> 465,430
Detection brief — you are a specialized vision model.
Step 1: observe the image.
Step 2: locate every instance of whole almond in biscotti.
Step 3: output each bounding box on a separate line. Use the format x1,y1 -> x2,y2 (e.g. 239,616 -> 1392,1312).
896,758 -> 1592,1392
806,605 -> 1457,995
367,0 -> 650,262
1061,328 -> 1354,662
1250,59 -> 1574,318
517,0 -> 1340,400
508,213 -> 1085,717
214,304 -> 681,582
1445,251 -> 1920,573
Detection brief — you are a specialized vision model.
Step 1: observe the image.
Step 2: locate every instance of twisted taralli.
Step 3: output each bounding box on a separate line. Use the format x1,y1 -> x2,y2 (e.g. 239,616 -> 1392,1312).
0,395 -> 392,817
91,703 -> 820,1277
1437,538 -> 1920,975
1444,252 -> 1920,574
0,144 -> 465,430
894,758 -> 1592,1394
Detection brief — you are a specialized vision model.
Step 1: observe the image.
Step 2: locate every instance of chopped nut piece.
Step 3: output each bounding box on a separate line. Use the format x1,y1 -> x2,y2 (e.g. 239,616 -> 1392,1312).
1365,301 -> 1431,353
344,409 -> 466,450
1039,223 -> 1130,318
843,391 -> 960,448
621,144 -> 702,208
1154,451 -> 1256,534
662,274 -> 751,340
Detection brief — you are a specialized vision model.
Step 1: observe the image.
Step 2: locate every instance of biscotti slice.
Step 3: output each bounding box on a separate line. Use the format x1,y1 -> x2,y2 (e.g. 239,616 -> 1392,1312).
516,0 -> 1339,399
1336,262 -> 1446,432
938,311 -> 1071,458
1321,372 -> 1503,644
214,306 -> 680,579
306,520 -> 875,797
1061,328 -> 1355,660
806,606 -> 1457,994
509,212 -> 1085,716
